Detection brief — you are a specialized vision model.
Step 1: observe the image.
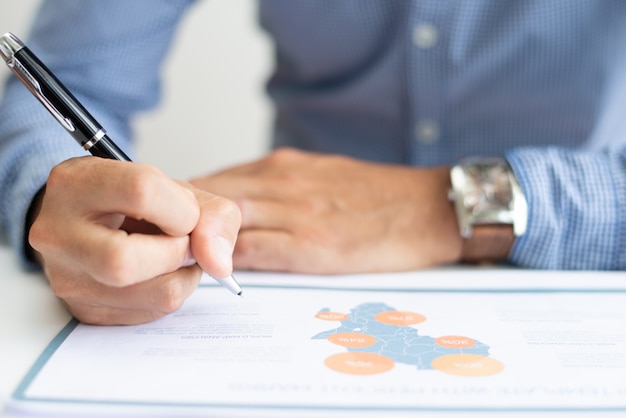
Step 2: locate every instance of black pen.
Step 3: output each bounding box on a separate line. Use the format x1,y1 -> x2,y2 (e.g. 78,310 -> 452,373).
0,32 -> 242,296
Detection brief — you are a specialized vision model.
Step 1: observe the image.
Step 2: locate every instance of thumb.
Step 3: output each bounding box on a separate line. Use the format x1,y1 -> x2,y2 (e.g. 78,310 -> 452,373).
179,182 -> 241,279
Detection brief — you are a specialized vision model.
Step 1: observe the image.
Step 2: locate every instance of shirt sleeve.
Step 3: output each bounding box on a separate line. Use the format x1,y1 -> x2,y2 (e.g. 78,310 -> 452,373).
506,146 -> 626,270
0,0 -> 195,267
505,36 -> 626,270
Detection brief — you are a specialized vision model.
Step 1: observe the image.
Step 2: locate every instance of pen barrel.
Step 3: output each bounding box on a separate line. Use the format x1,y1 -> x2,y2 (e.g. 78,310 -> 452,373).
88,134 -> 131,161
14,47 -> 106,149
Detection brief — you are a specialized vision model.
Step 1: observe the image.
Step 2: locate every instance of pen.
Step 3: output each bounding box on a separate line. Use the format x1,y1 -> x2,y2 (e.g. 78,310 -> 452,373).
0,32 -> 242,297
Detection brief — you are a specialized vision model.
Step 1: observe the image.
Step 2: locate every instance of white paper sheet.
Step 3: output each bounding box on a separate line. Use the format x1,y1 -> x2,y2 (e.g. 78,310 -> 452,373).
8,269 -> 626,417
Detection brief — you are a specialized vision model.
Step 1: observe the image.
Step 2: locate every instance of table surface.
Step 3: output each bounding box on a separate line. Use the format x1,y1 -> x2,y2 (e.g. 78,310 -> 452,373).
2,243 -> 626,418
0,244 -> 70,413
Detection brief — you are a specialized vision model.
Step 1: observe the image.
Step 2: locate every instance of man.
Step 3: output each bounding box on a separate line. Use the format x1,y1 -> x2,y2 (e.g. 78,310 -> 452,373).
1,1 -> 625,325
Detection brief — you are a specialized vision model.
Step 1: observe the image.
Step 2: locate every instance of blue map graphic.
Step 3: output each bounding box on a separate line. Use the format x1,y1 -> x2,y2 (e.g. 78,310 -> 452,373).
312,302 -> 491,370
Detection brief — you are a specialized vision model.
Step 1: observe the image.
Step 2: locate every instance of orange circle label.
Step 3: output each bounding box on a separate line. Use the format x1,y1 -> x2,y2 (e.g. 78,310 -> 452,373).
315,311 -> 349,321
435,335 -> 476,348
327,332 -> 377,348
324,352 -> 395,375
431,354 -> 504,377
375,310 -> 426,326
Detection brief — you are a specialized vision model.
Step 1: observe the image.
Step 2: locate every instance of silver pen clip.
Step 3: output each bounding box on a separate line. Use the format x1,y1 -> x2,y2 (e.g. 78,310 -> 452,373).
1,33 -> 74,132
8,56 -> 75,132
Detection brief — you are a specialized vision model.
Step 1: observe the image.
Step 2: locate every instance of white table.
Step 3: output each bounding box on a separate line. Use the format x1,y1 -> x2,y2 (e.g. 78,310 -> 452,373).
0,244 -> 70,415
2,242 -> 626,418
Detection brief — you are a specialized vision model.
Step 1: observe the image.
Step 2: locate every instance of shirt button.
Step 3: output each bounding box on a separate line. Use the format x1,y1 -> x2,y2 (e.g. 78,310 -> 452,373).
415,120 -> 440,144
413,23 -> 438,49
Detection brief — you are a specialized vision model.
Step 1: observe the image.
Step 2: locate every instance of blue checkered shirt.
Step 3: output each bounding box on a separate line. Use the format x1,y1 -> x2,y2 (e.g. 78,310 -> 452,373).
1,0 -> 626,269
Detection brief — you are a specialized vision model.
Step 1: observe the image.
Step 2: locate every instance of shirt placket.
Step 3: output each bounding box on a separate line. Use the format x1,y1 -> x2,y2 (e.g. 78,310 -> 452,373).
406,0 -> 451,166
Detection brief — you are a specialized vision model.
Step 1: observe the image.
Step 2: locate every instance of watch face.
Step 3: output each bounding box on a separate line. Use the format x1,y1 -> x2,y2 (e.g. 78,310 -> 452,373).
464,163 -> 512,215
450,158 -> 527,237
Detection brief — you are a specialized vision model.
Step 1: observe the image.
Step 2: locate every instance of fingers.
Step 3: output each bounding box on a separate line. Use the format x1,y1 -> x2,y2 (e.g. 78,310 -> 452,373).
233,229 -> 345,274
31,158 -> 204,286
238,198 -> 323,230
183,185 -> 242,279
72,226 -> 193,286
32,216 -> 193,287
48,157 -> 200,236
56,265 -> 202,325
186,150 -> 462,277
30,157 -> 243,325
233,229 -> 298,272
189,149 -> 313,199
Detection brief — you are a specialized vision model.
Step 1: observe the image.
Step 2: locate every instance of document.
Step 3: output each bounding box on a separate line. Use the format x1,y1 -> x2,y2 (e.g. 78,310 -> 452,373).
8,269 -> 626,417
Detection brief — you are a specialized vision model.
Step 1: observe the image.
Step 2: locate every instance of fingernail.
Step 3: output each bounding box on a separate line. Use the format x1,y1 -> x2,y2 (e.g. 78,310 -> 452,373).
211,235 -> 234,273
181,247 -> 197,267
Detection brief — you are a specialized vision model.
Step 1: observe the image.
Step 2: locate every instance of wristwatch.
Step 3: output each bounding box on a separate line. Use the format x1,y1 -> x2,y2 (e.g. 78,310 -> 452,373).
449,158 -> 527,239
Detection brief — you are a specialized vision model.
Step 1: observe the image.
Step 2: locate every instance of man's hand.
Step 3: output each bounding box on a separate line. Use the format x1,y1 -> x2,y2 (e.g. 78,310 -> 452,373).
28,157 -> 241,325
190,148 -> 463,274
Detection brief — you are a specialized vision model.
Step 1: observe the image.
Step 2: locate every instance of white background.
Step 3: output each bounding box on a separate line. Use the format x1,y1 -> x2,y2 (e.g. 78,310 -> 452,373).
0,0 -> 274,180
